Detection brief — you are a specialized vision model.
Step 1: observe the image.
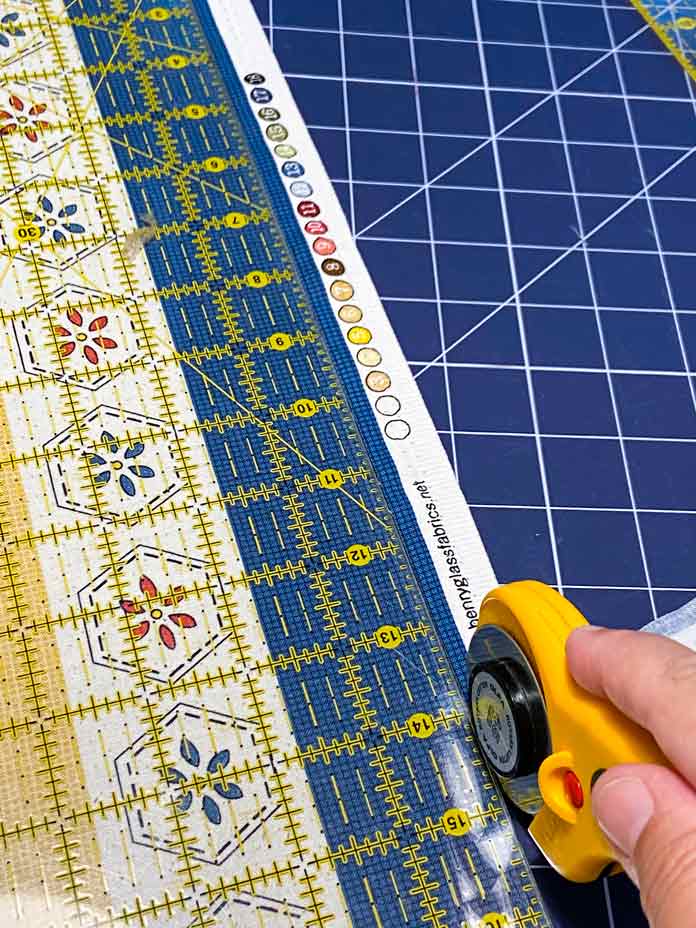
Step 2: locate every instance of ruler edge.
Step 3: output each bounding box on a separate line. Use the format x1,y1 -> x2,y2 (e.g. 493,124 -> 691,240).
193,1 -> 553,924
630,0 -> 696,82
206,0 -> 500,644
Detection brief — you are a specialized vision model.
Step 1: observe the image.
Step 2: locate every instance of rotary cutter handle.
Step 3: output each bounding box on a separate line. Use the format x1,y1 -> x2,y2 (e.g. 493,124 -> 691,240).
467,580 -> 669,883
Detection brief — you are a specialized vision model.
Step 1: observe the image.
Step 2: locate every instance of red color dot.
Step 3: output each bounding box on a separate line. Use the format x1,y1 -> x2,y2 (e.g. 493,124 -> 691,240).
305,219 -> 328,235
564,770 -> 584,809
298,200 -> 320,218
313,237 -> 336,256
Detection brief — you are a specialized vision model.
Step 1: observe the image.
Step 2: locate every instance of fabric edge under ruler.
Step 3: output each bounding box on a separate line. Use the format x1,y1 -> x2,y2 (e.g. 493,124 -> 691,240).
0,0 -> 552,925
205,3 -> 550,925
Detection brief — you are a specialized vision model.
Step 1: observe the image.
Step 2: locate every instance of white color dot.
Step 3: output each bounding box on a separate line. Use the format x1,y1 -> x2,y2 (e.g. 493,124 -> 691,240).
290,180 -> 313,197
384,419 -> 411,440
375,395 -> 401,416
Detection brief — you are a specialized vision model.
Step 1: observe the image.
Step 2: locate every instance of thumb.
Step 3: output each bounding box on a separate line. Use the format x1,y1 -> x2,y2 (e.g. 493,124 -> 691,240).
593,764 -> 696,927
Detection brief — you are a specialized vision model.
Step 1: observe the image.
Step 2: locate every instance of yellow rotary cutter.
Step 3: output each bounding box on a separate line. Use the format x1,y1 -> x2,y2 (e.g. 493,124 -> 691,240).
467,580 -> 667,882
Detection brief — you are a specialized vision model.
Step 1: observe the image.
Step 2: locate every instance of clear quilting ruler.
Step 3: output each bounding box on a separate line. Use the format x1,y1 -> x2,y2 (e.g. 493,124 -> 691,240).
0,1 -> 549,926
629,0 -> 696,81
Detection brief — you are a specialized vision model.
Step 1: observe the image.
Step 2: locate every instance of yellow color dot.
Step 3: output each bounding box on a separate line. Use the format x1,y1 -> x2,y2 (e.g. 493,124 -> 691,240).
245,270 -> 270,288
164,53 -> 188,69
112,461 -> 123,471
224,211 -> 249,228
151,608 -> 163,619
406,712 -> 435,739
183,103 -> 207,119
675,15 -> 696,27
147,6 -> 170,19
347,325 -> 372,345
202,156 -> 226,172
269,332 -> 292,351
375,625 -> 403,649
338,304 -> 363,323
345,543 -> 372,567
442,808 -> 471,836
76,333 -> 87,342
293,398 -> 317,418
318,468 -> 344,489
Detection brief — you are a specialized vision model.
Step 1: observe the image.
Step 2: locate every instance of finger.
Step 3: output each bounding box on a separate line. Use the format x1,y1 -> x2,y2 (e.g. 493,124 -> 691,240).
567,627 -> 696,788
593,764 -> 696,928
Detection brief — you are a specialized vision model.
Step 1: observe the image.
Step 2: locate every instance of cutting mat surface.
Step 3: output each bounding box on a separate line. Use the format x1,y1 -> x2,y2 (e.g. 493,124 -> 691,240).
1,0 -> 693,925
253,0 -> 696,925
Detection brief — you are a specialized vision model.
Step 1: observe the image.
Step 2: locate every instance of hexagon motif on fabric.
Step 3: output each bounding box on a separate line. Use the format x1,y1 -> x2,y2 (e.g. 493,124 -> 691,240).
135,890 -> 311,928
78,544 -> 234,683
0,3 -> 49,68
115,703 -> 281,866
12,283 -> 140,390
192,891 -> 311,927
0,173 -> 114,270
0,80 -> 71,164
45,404 -> 182,522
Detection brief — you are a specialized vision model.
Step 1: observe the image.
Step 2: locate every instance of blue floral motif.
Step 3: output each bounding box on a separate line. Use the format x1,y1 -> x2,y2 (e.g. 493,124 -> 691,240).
30,196 -> 86,242
0,12 -> 24,47
86,431 -> 155,498
167,736 -> 243,825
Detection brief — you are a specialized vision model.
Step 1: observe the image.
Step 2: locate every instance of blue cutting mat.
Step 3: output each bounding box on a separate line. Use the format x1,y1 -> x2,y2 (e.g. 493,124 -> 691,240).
250,0 -> 696,924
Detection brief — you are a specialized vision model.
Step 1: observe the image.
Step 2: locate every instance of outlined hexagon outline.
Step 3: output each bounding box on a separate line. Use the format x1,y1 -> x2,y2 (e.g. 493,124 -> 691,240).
0,3 -> 50,70
77,543 -> 234,684
0,78 -> 72,165
114,701 -> 281,867
0,171 -> 115,270
44,404 -> 182,522
199,890 -> 311,927
11,282 -> 141,391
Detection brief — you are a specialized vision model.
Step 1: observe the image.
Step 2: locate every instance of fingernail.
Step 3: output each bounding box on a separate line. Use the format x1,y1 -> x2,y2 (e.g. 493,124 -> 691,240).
592,777 -> 654,857
611,850 -> 640,887
570,625 -> 603,638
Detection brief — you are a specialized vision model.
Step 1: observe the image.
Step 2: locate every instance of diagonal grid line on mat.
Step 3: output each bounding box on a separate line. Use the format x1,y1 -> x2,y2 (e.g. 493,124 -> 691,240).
351,1 -> 678,239
267,20 -> 677,54
604,0 -> 696,418
404,0 -> 459,476
283,70 -> 696,104
540,0 -> 659,617
603,874 -> 618,928
470,0 -> 563,592
537,0 -> 658,621
413,141 -> 696,382
337,0 -> 356,234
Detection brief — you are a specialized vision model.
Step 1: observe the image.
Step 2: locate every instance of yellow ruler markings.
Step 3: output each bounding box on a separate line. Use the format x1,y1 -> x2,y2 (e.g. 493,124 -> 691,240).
107,125 -> 267,209
629,0 -> 696,82
46,0 -> 145,183
165,340 -> 392,531
0,396 -> 106,923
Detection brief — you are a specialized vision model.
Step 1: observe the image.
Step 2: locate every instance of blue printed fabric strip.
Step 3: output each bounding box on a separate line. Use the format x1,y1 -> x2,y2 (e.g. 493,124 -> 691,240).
66,2 -> 549,925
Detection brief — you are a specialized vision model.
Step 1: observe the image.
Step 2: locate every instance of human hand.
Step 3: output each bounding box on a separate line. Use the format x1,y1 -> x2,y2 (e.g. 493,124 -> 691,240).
567,626 -> 696,927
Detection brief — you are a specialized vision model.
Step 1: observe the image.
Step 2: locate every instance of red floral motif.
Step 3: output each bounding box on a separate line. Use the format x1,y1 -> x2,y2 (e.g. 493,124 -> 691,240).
54,307 -> 117,366
120,575 -> 197,651
0,94 -> 50,142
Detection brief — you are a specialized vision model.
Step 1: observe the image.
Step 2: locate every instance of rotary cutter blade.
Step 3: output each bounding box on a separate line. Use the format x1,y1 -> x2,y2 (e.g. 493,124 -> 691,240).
467,580 -> 669,883
468,624 -> 550,816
